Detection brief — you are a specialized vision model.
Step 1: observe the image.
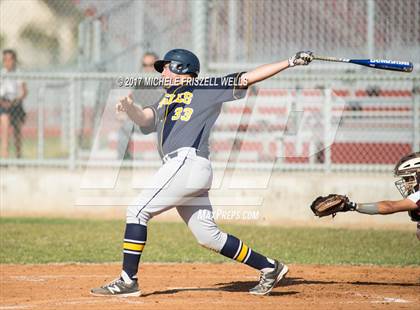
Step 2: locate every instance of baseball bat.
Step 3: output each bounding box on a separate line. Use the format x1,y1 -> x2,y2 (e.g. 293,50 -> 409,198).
313,55 -> 413,72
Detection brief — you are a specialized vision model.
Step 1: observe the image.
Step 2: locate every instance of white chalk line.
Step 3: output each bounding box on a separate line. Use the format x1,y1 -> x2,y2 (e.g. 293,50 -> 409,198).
354,292 -> 413,304
371,297 -> 410,304
1,297 -> 145,309
3,275 -> 112,282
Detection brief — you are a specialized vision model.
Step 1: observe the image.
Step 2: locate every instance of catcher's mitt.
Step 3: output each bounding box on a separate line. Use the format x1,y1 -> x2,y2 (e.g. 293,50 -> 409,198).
310,194 -> 355,217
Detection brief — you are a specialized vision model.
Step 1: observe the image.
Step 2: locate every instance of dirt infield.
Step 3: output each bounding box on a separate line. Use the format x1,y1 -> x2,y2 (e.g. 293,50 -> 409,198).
1,263 -> 419,310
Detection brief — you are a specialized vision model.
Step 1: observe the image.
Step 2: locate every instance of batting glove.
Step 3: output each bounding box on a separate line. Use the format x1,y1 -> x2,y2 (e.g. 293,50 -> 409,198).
288,51 -> 314,67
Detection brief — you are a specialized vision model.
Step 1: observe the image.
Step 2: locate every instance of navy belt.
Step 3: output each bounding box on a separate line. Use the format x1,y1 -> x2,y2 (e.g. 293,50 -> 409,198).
162,148 -> 207,163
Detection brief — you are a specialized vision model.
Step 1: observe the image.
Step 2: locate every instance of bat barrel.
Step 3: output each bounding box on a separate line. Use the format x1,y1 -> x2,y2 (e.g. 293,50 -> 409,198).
350,59 -> 413,72
350,59 -> 413,73
314,55 -> 413,72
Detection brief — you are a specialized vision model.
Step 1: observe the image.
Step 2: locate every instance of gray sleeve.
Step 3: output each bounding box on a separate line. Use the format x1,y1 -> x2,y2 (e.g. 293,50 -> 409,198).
197,72 -> 248,105
139,102 -> 159,135
231,72 -> 248,100
217,72 -> 248,103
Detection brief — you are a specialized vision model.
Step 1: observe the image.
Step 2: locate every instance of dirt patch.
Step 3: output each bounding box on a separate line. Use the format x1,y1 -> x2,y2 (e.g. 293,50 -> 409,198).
1,263 -> 419,310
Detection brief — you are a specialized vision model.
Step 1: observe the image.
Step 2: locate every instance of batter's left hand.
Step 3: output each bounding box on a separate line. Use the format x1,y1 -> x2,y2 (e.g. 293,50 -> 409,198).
116,93 -> 134,113
288,51 -> 313,67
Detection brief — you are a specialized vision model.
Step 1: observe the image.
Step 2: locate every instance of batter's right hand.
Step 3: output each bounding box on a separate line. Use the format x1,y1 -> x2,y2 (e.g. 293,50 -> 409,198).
116,93 -> 134,113
288,51 -> 313,67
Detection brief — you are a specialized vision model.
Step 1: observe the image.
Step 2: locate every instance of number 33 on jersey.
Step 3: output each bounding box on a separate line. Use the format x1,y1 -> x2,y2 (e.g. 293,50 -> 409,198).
171,107 -> 193,121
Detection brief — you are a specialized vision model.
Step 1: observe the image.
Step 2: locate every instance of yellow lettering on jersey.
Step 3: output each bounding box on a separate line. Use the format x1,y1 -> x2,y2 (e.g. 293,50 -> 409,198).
160,91 -> 193,108
180,107 -> 193,121
181,92 -> 193,105
173,92 -> 194,105
171,107 -> 183,121
171,107 -> 194,122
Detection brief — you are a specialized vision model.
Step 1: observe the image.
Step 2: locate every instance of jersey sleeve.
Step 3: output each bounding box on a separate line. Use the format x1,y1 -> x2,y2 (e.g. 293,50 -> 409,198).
139,99 -> 160,135
407,191 -> 420,208
198,72 -> 248,105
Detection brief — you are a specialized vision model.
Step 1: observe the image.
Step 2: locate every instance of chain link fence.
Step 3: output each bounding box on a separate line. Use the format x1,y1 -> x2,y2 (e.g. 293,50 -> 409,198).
0,72 -> 418,172
208,0 -> 420,69
1,0 -> 419,71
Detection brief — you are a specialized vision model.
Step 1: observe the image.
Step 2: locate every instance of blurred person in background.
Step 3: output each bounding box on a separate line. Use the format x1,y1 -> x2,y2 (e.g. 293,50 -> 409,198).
117,52 -> 159,160
140,52 -> 159,73
0,49 -> 27,158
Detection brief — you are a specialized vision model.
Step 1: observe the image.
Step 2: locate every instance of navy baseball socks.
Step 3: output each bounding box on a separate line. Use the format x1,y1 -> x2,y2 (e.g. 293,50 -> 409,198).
220,234 -> 289,295
96,227 -> 285,296
120,228 -> 276,279
90,224 -> 145,296
121,223 -> 147,282
220,234 -> 276,271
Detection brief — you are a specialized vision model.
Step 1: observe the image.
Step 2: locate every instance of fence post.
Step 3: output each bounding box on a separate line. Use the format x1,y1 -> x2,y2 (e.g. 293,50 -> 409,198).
92,19 -> 102,67
37,87 -> 45,161
367,0 -> 375,58
68,78 -> 76,170
192,0 -> 207,71
78,21 -> 86,70
323,88 -> 332,173
228,0 -> 237,63
413,82 -> 420,151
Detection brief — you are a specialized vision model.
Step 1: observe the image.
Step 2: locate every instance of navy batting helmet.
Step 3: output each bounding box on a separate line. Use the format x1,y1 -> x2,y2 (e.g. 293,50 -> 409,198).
154,49 -> 200,77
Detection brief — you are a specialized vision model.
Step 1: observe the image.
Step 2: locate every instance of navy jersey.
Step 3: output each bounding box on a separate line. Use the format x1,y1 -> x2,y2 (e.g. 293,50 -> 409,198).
140,72 -> 247,158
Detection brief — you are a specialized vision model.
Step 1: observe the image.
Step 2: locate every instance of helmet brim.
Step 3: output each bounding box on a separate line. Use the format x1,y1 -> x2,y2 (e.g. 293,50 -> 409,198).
154,60 -> 169,73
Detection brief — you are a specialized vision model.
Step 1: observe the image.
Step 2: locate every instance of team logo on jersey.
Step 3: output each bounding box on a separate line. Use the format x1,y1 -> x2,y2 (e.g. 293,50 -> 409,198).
159,91 -> 193,108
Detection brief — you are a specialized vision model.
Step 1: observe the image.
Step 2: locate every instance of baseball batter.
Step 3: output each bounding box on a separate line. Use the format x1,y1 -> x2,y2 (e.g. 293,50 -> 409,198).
310,152 -> 420,240
91,49 -> 314,297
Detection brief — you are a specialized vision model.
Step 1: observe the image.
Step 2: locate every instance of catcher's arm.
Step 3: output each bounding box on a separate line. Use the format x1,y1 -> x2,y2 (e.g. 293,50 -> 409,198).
310,195 -> 419,218
356,199 -> 418,215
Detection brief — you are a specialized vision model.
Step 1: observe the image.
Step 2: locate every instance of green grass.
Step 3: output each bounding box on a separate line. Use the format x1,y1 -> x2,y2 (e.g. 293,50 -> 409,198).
7,136 -> 69,159
0,217 -> 419,265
